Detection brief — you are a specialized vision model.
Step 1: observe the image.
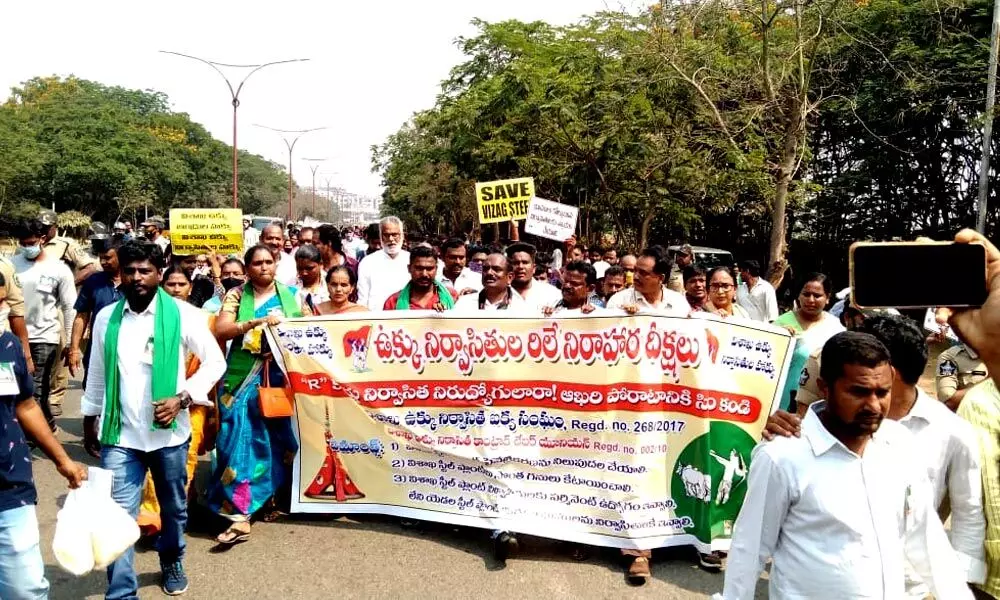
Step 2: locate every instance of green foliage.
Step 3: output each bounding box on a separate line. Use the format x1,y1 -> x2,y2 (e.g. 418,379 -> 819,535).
0,76 -> 288,223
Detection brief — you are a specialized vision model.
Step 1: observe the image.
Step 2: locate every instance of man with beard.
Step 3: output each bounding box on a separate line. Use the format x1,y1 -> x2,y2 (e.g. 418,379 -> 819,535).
438,237 -> 482,295
358,216 -> 411,310
383,246 -> 457,311
261,223 -> 298,287
68,237 -> 124,384
719,332 -> 972,600
764,314 -> 986,597
506,242 -> 561,312
547,261 -> 603,315
82,240 -> 226,598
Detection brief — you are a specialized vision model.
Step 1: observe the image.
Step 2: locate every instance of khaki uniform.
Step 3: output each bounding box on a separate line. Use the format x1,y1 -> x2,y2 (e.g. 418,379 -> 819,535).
0,256 -> 26,333
796,349 -> 823,408
667,265 -> 684,294
44,236 -> 96,409
937,344 -> 989,404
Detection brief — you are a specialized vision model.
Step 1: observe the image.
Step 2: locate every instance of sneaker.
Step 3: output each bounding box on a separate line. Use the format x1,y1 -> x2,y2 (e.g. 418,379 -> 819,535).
493,531 -> 518,562
698,551 -> 723,572
161,561 -> 189,596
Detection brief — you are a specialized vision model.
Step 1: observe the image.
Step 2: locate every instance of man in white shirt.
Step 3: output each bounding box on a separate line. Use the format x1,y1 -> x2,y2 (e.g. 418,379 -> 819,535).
506,242 -> 561,312
140,215 -> 171,254
260,223 -> 297,287
590,245 -> 611,280
765,314 -> 987,597
242,218 -> 260,250
357,216 -> 411,310
437,237 -> 482,295
735,259 -> 778,322
606,246 -> 687,317
12,218 -> 77,432
720,331 -> 972,600
81,240 -> 226,599
454,254 -> 528,313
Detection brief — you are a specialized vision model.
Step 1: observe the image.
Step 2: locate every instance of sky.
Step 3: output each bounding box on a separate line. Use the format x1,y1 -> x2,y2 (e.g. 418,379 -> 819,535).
1,0 -> 633,197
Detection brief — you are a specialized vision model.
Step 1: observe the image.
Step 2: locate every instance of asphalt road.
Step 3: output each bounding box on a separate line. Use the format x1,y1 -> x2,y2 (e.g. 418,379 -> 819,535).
32,379 -> 769,600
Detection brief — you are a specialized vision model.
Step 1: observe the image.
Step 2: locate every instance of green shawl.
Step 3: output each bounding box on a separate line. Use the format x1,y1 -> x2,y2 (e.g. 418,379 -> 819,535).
101,287 -> 181,445
224,282 -> 301,393
395,280 -> 455,310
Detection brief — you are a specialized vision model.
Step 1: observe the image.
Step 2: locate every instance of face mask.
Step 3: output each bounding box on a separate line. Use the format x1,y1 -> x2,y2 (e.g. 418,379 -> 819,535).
18,245 -> 42,260
469,262 -> 483,274
625,272 -> 634,286
221,277 -> 243,291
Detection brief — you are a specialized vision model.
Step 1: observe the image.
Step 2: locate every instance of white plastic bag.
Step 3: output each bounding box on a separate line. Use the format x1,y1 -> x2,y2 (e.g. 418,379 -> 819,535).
52,472 -> 140,575
52,488 -> 96,576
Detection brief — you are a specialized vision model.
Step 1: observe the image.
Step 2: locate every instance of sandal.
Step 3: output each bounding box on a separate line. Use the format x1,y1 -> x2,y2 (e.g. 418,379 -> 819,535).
626,556 -> 651,586
216,524 -> 251,545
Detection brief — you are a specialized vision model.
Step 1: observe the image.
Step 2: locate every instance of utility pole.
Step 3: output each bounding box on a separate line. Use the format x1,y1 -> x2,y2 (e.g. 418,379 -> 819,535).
159,52 -> 308,209
977,0 -> 1000,233
302,158 -> 327,216
254,125 -> 325,222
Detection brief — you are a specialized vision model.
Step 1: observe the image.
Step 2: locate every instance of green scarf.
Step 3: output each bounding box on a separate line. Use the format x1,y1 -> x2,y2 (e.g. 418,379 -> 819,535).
101,287 -> 181,445
395,280 -> 455,310
224,282 -> 301,393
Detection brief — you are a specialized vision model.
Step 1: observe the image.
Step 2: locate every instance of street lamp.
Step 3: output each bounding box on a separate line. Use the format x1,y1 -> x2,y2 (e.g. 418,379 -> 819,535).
159,51 -> 309,209
302,158 -> 327,215
254,125 -> 326,222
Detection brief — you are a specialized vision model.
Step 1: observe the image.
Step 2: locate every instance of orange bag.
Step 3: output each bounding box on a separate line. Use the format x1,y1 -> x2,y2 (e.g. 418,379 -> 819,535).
258,359 -> 294,418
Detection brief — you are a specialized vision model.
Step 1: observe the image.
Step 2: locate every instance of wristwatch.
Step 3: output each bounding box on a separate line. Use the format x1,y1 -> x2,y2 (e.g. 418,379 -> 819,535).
177,391 -> 193,410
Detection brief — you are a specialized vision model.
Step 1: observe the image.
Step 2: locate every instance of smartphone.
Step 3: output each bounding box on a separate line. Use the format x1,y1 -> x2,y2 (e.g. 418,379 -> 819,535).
850,241 -> 987,309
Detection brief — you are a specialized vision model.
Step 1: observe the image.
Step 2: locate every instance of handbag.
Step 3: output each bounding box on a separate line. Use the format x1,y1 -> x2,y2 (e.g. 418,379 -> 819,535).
258,359 -> 294,418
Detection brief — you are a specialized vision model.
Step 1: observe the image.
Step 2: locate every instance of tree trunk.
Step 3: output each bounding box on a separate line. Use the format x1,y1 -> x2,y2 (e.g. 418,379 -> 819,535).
767,107 -> 804,289
639,205 -> 656,250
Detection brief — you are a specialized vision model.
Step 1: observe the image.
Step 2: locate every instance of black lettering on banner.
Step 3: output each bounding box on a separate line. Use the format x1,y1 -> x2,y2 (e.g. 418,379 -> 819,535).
481,187 -> 494,202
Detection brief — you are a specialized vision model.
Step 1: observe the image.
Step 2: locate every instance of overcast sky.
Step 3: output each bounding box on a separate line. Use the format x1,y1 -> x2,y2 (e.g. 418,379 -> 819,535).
1,0 -> 634,197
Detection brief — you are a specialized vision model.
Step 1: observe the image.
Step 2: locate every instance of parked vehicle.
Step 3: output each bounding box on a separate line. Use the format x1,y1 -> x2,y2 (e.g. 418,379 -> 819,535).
667,245 -> 734,268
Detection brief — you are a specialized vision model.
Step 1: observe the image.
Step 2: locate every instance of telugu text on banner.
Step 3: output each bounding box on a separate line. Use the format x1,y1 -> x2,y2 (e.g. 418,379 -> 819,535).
266,313 -> 793,551
168,208 -> 243,255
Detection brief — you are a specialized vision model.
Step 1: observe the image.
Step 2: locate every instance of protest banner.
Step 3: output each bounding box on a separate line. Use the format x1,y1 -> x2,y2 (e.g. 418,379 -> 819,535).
267,313 -> 793,551
475,177 -> 534,224
168,208 -> 243,255
524,197 -> 579,242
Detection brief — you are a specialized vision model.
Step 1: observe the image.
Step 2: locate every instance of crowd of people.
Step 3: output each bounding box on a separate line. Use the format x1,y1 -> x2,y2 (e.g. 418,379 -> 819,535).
0,207 -> 998,599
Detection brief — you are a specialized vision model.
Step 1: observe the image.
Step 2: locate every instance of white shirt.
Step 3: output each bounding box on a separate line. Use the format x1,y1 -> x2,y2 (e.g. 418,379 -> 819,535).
295,281 -> 330,313
718,403 -> 972,600
243,227 -> 260,249
591,260 -> 610,279
81,296 -> 227,452
357,249 -> 411,310
12,253 -> 77,344
438,267 -> 483,293
736,277 -> 779,322
605,285 -> 688,317
275,252 -> 298,287
454,288 -> 531,313
512,279 -> 562,312
900,390 -> 986,596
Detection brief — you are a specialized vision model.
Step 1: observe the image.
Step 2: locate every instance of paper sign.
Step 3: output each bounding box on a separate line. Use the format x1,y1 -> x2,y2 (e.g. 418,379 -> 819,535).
923,308 -> 960,342
475,177 -> 535,224
524,197 -> 579,242
168,209 -> 243,255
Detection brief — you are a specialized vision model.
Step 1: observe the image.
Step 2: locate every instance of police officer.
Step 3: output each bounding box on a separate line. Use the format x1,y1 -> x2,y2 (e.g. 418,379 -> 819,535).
668,243 -> 693,294
937,343 -> 989,411
37,210 -> 97,418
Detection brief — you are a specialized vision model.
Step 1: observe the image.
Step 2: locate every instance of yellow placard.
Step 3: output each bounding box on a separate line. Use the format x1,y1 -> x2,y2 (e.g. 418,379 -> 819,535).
268,314 -> 793,551
475,177 -> 535,224
168,209 -> 243,255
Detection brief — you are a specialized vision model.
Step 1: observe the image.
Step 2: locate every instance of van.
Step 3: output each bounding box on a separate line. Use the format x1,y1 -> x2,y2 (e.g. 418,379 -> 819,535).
667,245 -> 734,268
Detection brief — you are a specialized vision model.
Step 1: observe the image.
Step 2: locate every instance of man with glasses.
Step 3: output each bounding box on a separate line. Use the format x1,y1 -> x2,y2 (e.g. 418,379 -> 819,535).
357,216 -> 411,310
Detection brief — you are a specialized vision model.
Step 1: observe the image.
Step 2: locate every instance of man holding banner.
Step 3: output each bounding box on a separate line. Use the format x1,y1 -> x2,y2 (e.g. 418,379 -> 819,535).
453,253 -> 527,313
606,246 -> 687,317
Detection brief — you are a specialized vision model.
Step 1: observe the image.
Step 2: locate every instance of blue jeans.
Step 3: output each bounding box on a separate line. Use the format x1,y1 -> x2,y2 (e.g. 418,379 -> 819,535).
102,441 -> 189,600
0,505 -> 48,600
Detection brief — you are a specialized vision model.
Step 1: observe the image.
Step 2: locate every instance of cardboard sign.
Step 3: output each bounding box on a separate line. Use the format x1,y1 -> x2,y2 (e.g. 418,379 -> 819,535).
168,208 -> 243,255
524,197 -> 579,242
475,177 -> 535,224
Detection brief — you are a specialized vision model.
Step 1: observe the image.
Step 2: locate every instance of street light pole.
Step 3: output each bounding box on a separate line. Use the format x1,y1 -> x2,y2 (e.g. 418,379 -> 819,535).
254,126 -> 326,222
159,51 -> 309,209
302,158 -> 327,216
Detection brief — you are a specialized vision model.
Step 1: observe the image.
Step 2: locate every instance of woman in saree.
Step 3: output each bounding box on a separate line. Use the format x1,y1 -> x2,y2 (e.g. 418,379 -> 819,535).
137,267 -> 220,535
208,245 -> 301,545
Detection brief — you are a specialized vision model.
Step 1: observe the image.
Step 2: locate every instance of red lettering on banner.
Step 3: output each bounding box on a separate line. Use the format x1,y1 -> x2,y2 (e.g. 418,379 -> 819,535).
285,373 -> 761,424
